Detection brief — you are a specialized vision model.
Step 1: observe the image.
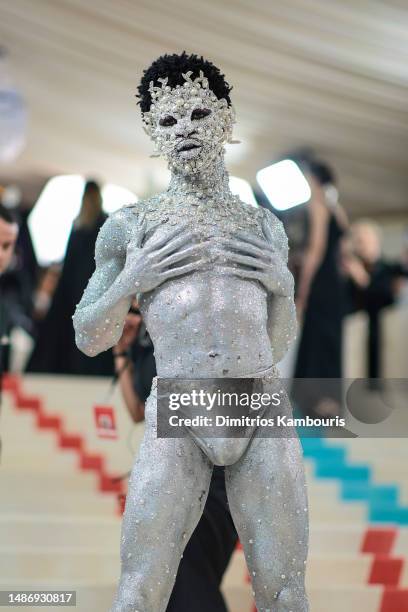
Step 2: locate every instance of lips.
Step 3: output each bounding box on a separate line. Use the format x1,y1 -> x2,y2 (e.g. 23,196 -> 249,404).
176,139 -> 202,153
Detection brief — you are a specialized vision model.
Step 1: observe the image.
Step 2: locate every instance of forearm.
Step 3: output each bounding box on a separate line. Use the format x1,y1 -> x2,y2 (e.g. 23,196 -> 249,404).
73,273 -> 132,357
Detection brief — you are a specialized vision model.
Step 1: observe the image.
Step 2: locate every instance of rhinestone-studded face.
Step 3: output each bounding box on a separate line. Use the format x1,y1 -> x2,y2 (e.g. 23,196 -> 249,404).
142,70 -> 235,174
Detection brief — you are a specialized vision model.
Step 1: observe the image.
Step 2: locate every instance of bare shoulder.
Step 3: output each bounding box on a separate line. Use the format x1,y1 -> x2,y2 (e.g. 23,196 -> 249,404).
261,207 -> 289,258
95,200 -> 148,261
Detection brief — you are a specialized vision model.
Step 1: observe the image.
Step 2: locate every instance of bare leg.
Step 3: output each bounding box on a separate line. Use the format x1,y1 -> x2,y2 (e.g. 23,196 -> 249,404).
225,432 -> 309,612
110,386 -> 213,612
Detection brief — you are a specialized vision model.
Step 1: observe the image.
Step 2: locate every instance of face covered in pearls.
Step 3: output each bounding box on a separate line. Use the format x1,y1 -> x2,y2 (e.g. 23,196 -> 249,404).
142,71 -> 236,174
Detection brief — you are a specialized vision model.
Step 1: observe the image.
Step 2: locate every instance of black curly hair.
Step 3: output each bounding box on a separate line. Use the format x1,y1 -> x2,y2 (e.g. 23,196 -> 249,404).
137,51 -> 232,113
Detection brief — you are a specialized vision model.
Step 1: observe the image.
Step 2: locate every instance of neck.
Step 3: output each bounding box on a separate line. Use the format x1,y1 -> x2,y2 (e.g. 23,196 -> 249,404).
167,152 -> 231,198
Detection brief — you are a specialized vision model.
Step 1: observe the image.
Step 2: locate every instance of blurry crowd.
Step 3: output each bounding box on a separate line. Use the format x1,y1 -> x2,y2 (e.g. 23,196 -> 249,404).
1,166 -> 408,412
0,181 -> 111,377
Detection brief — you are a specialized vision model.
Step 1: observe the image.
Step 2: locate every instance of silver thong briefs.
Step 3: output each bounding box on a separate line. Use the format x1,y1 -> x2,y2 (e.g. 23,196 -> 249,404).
146,364 -> 292,466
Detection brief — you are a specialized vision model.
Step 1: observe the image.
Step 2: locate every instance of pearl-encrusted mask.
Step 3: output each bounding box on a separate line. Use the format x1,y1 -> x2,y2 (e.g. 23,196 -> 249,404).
142,70 -> 236,174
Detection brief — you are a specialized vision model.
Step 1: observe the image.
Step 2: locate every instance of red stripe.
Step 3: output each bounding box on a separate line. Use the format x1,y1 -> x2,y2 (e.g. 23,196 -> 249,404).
362,529 -> 398,555
380,588 -> 408,612
369,556 -> 403,587
361,520 -> 407,611
3,374 -> 125,510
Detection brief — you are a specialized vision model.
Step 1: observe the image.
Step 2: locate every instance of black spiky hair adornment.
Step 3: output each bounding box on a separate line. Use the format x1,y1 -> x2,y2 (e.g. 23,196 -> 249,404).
137,51 -> 232,113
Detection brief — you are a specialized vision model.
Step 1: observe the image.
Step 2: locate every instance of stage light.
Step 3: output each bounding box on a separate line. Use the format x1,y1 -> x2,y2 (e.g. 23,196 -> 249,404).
229,176 -> 258,207
28,175 -> 85,266
102,183 -> 137,214
256,160 -> 311,211
29,176 -> 138,266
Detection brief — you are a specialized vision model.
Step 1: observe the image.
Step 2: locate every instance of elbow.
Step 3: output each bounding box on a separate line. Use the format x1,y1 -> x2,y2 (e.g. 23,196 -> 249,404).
130,403 -> 145,424
81,345 -> 100,358
73,310 -> 99,357
73,309 -> 122,357
75,331 -> 101,357
74,324 -> 119,357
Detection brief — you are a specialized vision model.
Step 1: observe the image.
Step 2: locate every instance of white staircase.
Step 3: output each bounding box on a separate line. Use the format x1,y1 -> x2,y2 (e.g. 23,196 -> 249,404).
1,375 -> 407,611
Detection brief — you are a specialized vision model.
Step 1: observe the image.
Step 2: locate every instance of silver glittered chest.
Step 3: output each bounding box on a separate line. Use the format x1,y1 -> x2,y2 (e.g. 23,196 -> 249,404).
126,192 -> 265,243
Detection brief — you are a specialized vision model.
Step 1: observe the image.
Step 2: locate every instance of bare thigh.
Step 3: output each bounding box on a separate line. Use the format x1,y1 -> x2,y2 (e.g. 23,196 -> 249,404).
111,385 -> 213,612
225,427 -> 309,612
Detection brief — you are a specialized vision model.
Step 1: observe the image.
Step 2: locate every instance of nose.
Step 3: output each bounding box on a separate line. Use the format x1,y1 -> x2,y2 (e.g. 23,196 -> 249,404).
175,118 -> 197,139
176,128 -> 198,140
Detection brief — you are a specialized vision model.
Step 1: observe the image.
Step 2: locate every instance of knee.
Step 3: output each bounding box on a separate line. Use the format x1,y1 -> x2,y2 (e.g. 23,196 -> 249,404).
252,574 -> 308,612
111,570 -> 144,612
275,581 -> 308,612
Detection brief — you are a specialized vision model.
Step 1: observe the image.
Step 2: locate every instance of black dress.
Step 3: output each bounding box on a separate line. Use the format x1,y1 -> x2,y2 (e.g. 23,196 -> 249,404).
293,212 -> 346,415
27,214 -> 114,376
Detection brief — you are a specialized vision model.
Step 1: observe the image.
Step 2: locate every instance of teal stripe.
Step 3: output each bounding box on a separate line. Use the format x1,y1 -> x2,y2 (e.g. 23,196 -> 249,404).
301,437 -> 407,525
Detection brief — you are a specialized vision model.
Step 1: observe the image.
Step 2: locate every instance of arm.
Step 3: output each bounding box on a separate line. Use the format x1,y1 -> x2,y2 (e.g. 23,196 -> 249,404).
73,209 -> 207,357
72,211 -> 137,356
343,256 -> 370,288
261,209 -> 298,363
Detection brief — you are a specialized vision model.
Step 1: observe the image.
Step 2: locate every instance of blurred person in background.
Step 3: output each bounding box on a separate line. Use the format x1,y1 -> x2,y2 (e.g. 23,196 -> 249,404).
398,228 -> 408,304
0,204 -> 18,450
0,203 -> 18,275
0,204 -> 19,363
27,180 -> 113,375
292,160 -> 349,417
344,220 -> 408,378
31,264 -> 61,321
113,305 -> 238,612
0,202 -> 34,373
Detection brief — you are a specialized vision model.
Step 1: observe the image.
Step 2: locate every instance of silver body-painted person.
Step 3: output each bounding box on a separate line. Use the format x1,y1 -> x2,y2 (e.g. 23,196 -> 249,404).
73,59 -> 309,612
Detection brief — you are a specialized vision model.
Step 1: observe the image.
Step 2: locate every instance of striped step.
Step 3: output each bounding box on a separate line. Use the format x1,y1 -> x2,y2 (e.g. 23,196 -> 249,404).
3,375 -> 408,612
0,515 -> 121,550
1,547 -> 405,587
4,516 -> 407,555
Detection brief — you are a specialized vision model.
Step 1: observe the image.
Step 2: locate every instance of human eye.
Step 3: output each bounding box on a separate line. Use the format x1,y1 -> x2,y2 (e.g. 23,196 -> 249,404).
191,108 -> 212,120
159,115 -> 177,127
